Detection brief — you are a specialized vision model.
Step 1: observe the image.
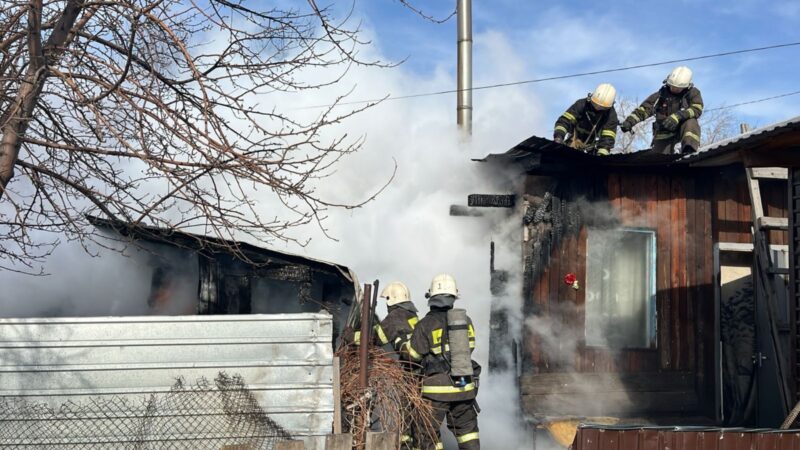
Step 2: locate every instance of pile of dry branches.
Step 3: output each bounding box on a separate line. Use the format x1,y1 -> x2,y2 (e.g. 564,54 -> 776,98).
338,346 -> 438,450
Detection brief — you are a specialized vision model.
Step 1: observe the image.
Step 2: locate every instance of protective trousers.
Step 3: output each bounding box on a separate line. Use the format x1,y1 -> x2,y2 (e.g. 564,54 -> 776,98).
652,118 -> 701,155
418,399 -> 480,450
370,400 -> 415,449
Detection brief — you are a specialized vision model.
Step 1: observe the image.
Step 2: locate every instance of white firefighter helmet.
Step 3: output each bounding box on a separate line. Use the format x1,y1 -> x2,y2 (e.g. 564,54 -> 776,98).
380,281 -> 411,306
665,66 -> 693,89
426,273 -> 459,298
590,83 -> 616,109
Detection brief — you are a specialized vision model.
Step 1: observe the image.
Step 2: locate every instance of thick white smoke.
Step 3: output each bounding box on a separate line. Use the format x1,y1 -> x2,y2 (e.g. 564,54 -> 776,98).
0,236 -> 198,317
0,22 -> 549,450
267,30 -> 545,449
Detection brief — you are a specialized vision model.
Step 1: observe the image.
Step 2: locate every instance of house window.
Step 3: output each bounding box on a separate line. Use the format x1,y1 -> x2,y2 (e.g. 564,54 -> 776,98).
585,228 -> 656,348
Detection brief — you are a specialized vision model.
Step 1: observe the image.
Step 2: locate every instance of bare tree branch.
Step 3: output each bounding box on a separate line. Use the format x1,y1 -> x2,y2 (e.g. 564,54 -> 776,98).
0,0 -> 396,271
396,0 -> 455,24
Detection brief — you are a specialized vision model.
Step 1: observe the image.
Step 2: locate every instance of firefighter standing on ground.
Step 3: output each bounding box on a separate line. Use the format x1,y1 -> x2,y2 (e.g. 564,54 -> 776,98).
406,274 -> 480,450
621,66 -> 704,155
346,282 -> 418,352
553,83 -> 619,155
374,281 -> 420,353
375,281 -> 420,449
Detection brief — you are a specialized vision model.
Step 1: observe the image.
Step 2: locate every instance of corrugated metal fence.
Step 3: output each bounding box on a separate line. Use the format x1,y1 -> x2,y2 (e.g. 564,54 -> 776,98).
573,425 -> 800,450
0,313 -> 333,449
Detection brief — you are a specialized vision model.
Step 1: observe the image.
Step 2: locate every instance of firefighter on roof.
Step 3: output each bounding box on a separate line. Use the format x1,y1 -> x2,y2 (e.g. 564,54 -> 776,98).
553,83 -> 619,156
405,274 -> 481,450
621,66 -> 703,154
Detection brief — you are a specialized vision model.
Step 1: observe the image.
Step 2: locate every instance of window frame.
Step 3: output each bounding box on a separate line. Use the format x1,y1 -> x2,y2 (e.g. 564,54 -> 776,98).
584,227 -> 658,350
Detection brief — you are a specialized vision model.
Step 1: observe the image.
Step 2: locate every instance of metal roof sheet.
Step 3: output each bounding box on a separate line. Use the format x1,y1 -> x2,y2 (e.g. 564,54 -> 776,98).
679,115 -> 800,163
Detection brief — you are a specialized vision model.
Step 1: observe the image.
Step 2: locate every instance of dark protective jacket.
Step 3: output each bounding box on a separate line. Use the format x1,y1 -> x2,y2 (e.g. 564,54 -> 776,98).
375,303 -> 419,351
406,306 -> 479,402
346,304 -> 418,351
553,97 -> 619,152
343,312 -> 379,347
627,85 -> 704,140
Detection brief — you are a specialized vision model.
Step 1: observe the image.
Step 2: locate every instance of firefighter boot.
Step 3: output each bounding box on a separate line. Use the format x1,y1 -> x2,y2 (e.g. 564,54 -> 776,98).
679,118 -> 701,154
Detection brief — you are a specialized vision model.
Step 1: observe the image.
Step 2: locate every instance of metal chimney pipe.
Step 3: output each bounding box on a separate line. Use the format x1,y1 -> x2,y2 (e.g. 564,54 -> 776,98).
457,0 -> 473,135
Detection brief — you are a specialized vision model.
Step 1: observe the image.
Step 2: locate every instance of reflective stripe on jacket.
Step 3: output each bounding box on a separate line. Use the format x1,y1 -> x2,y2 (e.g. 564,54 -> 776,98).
379,305 -> 419,351
627,85 -> 704,130
553,97 -> 619,152
406,308 -> 479,402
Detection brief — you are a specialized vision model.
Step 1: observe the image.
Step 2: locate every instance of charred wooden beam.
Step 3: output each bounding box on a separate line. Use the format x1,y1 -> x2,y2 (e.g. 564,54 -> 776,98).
490,270 -> 509,296
449,204 -> 484,217
488,241 -> 512,372
468,194 -> 515,208
489,305 -> 510,372
260,264 -> 312,282
260,264 -> 313,304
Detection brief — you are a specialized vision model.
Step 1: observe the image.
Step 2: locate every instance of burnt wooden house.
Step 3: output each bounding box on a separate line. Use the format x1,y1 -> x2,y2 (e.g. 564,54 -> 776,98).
89,216 -> 359,344
480,116 -> 800,428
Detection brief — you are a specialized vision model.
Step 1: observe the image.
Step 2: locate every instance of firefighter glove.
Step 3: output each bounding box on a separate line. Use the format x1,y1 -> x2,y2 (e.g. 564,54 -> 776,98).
596,148 -> 610,156
621,117 -> 636,133
553,135 -> 564,144
677,109 -> 692,121
662,114 -> 680,132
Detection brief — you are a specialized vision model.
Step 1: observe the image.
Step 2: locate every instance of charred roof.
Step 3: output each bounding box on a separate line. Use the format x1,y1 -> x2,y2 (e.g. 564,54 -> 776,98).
88,215 -> 356,282
479,115 -> 800,173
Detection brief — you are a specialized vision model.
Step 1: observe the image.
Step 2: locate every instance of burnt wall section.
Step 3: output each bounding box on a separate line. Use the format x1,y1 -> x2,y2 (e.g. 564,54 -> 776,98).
520,176 -> 590,374
523,173 -> 715,420
519,168 -> 791,421
195,254 -> 353,345
522,372 -> 697,418
88,216 -> 357,345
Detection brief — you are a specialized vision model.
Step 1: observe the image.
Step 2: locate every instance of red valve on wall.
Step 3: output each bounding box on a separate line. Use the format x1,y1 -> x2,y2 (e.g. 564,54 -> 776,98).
563,273 -> 579,290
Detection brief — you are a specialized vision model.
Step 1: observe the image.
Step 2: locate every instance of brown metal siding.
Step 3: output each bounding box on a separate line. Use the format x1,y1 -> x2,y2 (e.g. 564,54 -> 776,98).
572,427 -> 800,450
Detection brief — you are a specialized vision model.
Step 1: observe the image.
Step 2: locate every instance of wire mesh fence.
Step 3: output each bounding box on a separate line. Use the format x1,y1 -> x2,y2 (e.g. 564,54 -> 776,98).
0,372 -> 293,449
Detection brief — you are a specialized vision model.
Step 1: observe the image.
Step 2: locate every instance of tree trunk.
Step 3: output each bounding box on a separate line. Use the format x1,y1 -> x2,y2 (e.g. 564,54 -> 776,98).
0,0 -> 83,199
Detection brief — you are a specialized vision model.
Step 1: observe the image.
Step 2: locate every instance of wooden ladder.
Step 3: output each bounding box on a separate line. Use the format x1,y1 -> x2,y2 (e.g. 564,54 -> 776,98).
745,166 -> 793,412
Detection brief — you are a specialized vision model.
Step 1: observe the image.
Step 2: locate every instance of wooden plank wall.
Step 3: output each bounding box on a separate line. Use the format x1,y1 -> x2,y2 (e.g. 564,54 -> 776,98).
521,166 -> 789,420
524,173 -> 713,377
520,372 -> 698,417
713,167 -> 753,244
712,167 -> 788,245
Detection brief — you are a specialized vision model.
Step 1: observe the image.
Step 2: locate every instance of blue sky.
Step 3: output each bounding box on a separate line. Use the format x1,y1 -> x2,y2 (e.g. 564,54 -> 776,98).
341,0 -> 800,133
